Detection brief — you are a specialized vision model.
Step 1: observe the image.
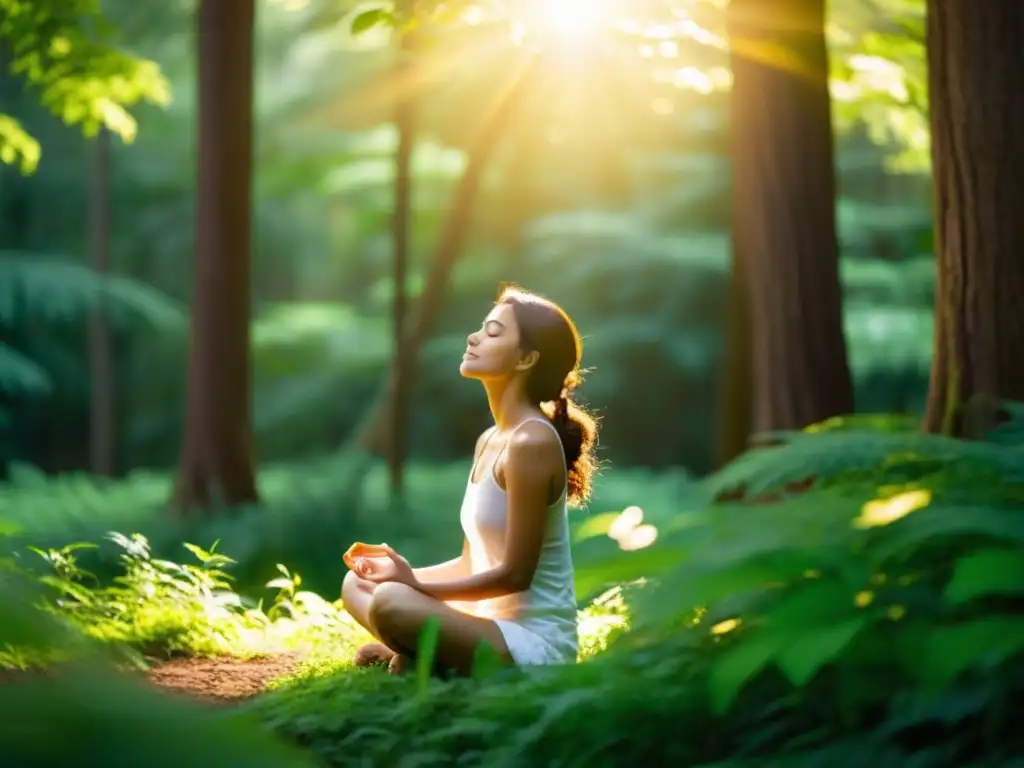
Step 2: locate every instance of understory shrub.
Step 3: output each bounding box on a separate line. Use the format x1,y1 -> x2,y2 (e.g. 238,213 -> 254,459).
248,408 -> 1024,767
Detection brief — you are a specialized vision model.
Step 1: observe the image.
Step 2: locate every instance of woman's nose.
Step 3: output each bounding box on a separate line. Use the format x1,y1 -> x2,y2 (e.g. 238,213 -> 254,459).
466,332 -> 480,347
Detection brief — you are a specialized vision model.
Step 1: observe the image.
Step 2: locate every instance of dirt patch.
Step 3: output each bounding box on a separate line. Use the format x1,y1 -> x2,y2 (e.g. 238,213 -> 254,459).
144,653 -> 303,705
0,653 -> 303,705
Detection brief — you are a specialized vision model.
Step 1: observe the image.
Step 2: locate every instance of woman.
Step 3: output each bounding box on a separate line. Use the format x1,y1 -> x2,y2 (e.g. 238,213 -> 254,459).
341,285 -> 599,676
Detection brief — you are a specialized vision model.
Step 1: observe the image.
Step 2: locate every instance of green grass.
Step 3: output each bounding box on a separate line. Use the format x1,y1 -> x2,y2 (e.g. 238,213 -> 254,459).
1,527 -> 630,672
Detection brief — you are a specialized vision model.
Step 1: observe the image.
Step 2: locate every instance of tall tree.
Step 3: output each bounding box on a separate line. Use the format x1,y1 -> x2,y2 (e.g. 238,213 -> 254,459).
715,239 -> 753,466
922,0 -> 1024,435
89,128 -> 115,476
723,0 -> 854,442
388,19 -> 416,509
173,0 -> 258,511
353,52 -> 541,463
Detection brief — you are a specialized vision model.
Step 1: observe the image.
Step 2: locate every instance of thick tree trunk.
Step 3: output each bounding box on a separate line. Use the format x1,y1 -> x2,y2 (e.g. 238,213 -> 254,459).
89,128 -> 115,476
173,0 -> 258,511
354,53 -> 540,459
922,0 -> 1024,436
725,0 -> 854,435
389,26 -> 415,505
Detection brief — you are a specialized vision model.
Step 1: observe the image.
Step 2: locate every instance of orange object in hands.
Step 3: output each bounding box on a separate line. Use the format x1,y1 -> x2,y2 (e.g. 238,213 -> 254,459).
343,542 -> 390,571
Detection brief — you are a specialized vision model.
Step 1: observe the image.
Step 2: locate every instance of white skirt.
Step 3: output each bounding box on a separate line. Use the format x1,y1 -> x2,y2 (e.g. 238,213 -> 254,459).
449,600 -> 576,666
493,617 -> 575,665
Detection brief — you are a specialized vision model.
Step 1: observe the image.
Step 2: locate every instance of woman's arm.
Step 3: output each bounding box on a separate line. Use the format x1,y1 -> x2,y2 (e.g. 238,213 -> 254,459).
412,423 -> 559,603
412,538 -> 470,584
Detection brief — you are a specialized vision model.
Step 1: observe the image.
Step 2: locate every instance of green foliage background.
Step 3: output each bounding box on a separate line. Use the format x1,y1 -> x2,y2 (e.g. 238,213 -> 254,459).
0,0 -> 935,476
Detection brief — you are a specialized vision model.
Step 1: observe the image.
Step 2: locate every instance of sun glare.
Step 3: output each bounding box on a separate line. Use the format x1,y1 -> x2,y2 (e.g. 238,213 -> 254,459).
521,0 -> 609,40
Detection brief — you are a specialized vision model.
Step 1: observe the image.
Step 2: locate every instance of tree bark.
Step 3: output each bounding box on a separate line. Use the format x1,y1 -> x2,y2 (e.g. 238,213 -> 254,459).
714,239 -> 753,467
922,0 -> 1024,436
354,53 -> 540,459
725,0 -> 854,435
173,0 -> 258,511
388,25 -> 416,505
89,128 -> 115,476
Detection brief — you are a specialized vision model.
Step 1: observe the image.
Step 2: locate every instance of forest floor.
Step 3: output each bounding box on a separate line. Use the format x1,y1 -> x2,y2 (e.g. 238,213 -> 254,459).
143,653 -> 306,704
0,651 -> 313,706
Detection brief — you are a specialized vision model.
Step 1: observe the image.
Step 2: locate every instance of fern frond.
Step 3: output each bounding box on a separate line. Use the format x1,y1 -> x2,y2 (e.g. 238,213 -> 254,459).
702,428 -> 1024,501
0,254 -> 185,331
0,343 -> 52,395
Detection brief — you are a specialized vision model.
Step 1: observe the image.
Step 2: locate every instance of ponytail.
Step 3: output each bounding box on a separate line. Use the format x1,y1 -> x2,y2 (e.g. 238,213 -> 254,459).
543,392 -> 598,505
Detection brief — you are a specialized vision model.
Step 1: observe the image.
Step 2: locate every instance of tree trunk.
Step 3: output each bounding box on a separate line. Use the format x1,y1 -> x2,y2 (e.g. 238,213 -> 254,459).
388,25 -> 416,506
922,0 -> 1024,436
714,239 -> 753,467
89,128 -> 115,476
354,53 -> 541,460
173,0 -> 258,512
725,0 -> 854,435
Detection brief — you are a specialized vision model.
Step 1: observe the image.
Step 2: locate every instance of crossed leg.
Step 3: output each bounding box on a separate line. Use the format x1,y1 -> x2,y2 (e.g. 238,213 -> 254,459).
341,570 -> 513,676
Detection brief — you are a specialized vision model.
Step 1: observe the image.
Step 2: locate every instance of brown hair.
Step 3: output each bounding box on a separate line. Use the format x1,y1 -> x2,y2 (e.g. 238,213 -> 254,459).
498,285 -> 599,505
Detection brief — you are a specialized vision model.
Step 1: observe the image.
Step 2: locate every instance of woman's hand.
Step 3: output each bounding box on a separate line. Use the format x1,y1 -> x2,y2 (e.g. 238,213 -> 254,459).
352,554 -> 397,581
344,542 -> 418,587
363,545 -> 417,588
344,542 -> 392,571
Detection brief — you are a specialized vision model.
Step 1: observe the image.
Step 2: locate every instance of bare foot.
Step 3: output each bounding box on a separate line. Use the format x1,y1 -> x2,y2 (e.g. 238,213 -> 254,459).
354,643 -> 396,668
387,653 -> 413,675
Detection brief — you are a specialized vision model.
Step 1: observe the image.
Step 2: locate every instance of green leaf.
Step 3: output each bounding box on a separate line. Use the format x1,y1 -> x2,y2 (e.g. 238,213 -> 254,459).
776,616 -> 869,687
709,630 -> 787,714
416,616 -> 442,694
768,579 -> 860,626
634,556 -> 808,624
867,506 -> 1024,566
945,548 -> 1024,604
923,617 -> 1024,684
0,670 -> 316,767
573,545 -> 685,602
351,8 -> 392,35
0,575 -> 74,650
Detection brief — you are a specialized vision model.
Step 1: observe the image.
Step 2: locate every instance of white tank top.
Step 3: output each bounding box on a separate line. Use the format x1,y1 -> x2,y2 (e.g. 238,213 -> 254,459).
457,418 -> 579,660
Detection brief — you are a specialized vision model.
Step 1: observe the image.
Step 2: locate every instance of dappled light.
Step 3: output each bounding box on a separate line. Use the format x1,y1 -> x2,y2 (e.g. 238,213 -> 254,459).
607,504 -> 659,551
853,487 -> 931,528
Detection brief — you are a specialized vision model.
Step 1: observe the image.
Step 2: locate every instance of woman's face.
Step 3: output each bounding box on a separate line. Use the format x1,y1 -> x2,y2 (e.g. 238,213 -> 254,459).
460,302 -> 532,381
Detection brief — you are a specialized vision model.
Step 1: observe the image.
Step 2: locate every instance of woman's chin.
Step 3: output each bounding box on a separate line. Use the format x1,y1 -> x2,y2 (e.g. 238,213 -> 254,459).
459,360 -> 480,379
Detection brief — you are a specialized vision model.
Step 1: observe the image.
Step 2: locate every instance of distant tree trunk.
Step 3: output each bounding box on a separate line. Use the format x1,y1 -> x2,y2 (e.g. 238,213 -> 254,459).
922,0 -> 1024,436
389,25 -> 416,507
354,53 -> 541,460
89,128 -> 115,476
173,0 -> 258,512
725,0 -> 854,435
714,240 -> 752,467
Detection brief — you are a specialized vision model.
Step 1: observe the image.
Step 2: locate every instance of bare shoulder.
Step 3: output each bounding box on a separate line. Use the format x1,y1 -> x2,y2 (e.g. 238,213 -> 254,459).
506,420 -> 563,470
